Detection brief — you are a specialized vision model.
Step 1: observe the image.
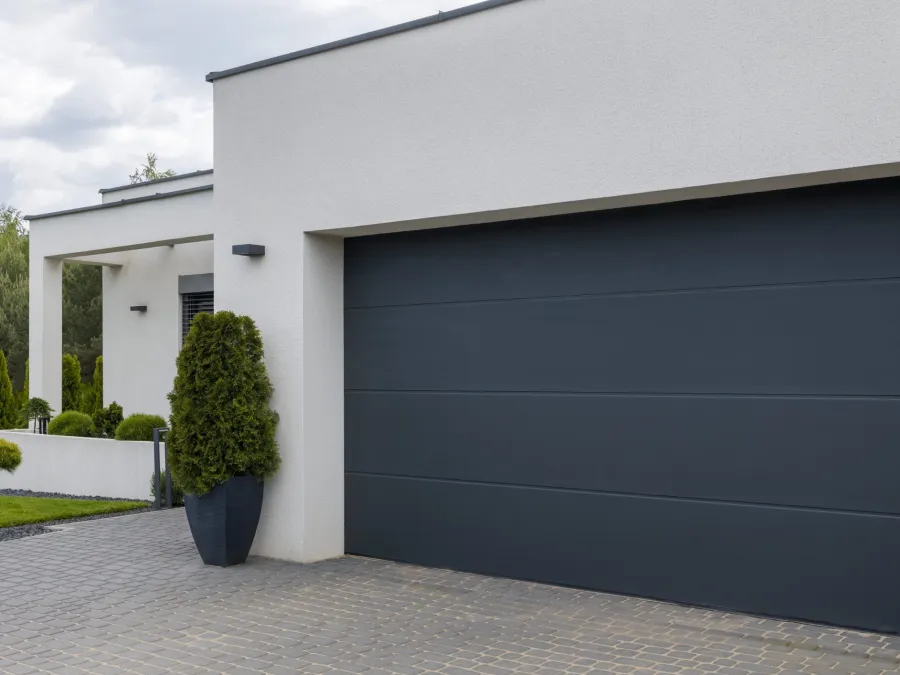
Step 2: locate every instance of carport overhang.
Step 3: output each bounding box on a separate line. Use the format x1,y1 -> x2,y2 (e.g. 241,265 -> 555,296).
26,185 -> 214,413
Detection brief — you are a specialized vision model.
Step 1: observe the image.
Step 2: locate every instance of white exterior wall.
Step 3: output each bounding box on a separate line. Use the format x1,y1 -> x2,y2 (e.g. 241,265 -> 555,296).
102,241 -> 213,418
214,0 -> 900,237
212,0 -> 900,562
0,431 -> 163,500
100,171 -> 213,204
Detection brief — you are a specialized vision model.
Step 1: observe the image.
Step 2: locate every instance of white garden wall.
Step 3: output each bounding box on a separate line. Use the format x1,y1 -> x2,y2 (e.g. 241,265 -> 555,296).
0,431 -> 163,500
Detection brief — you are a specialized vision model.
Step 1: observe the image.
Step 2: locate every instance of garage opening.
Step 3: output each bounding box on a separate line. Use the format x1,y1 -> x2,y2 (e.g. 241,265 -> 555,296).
344,177 -> 900,632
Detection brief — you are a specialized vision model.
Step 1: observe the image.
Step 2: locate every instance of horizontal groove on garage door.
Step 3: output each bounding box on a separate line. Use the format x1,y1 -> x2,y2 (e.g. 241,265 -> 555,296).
347,389 -> 900,400
345,470 -> 900,520
345,274 -> 900,310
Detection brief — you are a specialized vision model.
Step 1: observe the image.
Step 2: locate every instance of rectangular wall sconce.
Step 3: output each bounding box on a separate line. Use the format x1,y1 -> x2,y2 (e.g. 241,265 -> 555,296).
130,305 -> 148,312
232,244 -> 266,257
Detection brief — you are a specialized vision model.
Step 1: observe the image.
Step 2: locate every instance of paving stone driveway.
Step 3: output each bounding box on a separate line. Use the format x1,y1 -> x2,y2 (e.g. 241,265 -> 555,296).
0,510 -> 898,675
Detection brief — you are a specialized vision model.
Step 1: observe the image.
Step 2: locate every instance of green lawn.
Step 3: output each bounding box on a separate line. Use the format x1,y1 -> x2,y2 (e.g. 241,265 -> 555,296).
0,496 -> 147,527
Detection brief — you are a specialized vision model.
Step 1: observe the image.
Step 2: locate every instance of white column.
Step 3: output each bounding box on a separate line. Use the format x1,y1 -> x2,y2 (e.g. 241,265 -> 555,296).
29,256 -> 63,413
297,233 -> 344,561
215,227 -> 344,562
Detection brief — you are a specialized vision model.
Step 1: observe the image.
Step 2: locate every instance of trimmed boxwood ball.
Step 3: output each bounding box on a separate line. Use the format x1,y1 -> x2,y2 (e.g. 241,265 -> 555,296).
48,410 -> 96,437
115,413 -> 166,441
167,311 -> 280,496
0,439 -> 22,473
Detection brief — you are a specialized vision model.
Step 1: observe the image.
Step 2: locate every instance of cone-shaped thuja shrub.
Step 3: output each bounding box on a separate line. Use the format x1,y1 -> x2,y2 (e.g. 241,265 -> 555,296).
17,359 -> 29,427
167,311 -> 280,496
92,356 -> 103,413
0,351 -> 18,430
61,353 -> 81,412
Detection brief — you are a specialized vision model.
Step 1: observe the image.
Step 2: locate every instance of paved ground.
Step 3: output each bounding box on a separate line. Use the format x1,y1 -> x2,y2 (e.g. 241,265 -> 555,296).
0,511 -> 898,675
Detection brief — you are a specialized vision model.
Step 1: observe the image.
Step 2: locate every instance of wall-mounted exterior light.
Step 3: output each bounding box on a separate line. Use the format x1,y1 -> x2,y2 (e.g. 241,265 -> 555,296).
232,244 -> 266,257
130,305 -> 148,313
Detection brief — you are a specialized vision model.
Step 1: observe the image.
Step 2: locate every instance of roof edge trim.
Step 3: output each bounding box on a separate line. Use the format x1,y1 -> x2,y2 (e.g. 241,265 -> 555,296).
26,185 -> 214,221
99,169 -> 214,194
206,0 -> 526,82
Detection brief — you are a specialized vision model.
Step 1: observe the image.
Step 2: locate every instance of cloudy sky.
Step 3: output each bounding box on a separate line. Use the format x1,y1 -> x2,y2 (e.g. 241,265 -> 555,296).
0,0 -> 471,215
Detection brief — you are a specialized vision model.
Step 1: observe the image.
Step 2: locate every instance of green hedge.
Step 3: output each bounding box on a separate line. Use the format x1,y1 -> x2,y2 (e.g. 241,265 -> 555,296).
115,413 -> 166,442
0,439 -> 22,473
48,410 -> 96,437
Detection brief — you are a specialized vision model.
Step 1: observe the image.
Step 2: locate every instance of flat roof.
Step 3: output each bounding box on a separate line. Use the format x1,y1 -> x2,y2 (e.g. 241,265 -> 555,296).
206,0 -> 525,83
99,169 -> 214,194
25,185 -> 213,222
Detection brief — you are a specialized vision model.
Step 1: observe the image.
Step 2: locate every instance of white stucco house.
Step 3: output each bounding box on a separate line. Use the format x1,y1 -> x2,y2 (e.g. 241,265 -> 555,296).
23,0 -> 900,632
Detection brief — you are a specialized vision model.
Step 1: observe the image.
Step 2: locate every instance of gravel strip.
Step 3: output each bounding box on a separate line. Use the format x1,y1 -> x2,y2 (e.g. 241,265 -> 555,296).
0,523 -> 51,542
0,490 -> 156,543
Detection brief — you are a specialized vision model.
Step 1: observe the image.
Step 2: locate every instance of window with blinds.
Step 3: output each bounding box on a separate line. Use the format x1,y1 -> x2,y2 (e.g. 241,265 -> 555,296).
182,291 -> 214,340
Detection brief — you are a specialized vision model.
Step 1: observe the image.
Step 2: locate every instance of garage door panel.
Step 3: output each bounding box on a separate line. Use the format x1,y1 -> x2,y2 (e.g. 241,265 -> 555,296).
346,474 -> 900,632
346,392 -> 900,514
346,279 -> 900,396
346,180 -> 900,309
346,178 -> 900,632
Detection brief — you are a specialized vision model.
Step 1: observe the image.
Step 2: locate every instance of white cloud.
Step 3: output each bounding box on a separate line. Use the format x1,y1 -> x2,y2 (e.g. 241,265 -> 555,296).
0,0 -> 471,215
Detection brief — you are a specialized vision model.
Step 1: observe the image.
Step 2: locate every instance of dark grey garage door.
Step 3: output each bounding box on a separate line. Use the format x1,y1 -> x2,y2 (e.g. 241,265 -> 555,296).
345,177 -> 900,633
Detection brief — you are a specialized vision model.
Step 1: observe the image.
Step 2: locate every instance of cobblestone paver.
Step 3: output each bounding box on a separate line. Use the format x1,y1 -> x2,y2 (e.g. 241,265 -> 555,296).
0,510 -> 898,674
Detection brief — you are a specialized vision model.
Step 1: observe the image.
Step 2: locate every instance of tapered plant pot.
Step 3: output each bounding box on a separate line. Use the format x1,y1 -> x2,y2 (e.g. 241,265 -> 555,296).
184,475 -> 264,567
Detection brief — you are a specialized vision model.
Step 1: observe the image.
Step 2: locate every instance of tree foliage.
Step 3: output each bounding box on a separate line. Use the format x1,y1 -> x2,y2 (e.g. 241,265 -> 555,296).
0,205 -> 28,390
22,397 -> 53,432
0,351 -> 17,429
167,312 -> 280,495
63,263 -> 102,376
0,205 -> 102,392
129,153 -> 176,184
61,354 -> 81,412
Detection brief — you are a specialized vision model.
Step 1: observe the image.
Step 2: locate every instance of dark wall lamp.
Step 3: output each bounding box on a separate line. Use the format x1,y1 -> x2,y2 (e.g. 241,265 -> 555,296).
232,244 -> 266,257
130,305 -> 148,313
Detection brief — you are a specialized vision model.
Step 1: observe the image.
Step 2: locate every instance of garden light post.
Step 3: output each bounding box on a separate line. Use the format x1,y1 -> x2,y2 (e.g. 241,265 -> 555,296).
152,427 -> 171,510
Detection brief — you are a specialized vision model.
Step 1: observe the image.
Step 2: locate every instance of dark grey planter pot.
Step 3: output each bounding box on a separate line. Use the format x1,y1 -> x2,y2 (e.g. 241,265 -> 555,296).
184,475 -> 264,567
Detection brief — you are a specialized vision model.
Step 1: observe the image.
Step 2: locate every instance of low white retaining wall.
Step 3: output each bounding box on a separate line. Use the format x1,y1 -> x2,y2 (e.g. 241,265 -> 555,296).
0,431 -> 164,500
